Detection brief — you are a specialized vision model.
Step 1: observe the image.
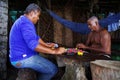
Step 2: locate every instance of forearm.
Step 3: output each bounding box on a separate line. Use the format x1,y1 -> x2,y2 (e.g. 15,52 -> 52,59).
35,44 -> 55,54
38,39 -> 49,47
85,46 -> 110,54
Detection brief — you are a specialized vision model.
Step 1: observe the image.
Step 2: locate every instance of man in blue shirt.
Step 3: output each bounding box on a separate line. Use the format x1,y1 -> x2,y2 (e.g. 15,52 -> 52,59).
9,3 -> 66,80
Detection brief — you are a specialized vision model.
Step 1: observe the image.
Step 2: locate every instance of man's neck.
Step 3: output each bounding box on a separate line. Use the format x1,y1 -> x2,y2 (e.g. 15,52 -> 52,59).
24,14 -> 33,23
96,25 -> 103,32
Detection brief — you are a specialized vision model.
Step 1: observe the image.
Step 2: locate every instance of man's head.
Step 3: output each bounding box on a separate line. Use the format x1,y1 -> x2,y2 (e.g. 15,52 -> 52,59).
87,16 -> 99,31
24,3 -> 41,24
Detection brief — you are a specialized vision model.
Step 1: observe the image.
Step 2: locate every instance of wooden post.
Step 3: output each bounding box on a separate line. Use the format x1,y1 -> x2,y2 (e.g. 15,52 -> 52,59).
90,60 -> 120,80
64,6 -> 73,47
53,9 -> 64,45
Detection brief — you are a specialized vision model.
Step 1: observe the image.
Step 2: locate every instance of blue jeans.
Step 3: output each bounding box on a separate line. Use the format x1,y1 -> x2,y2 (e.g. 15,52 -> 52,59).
11,54 -> 58,80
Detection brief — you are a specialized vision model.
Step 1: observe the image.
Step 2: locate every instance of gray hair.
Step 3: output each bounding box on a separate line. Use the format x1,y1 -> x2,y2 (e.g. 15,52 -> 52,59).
87,16 -> 99,23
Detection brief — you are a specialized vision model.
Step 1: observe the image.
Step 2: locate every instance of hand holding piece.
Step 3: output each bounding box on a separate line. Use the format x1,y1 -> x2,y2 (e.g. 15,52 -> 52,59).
47,43 -> 56,48
54,47 -> 66,55
76,43 -> 87,49
47,43 -> 59,49
66,48 -> 83,56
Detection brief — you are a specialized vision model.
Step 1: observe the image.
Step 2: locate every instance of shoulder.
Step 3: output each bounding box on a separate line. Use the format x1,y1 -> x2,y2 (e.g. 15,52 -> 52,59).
100,29 -> 109,35
100,29 -> 111,38
20,16 -> 34,28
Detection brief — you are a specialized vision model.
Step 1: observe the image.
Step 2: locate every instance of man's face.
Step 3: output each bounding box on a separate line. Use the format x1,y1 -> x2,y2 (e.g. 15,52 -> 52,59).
31,10 -> 40,24
88,21 -> 98,31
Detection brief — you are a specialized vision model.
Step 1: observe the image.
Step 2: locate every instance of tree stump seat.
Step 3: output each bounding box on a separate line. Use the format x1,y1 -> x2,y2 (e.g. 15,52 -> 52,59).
90,60 -> 120,80
16,68 -> 37,80
56,53 -> 111,80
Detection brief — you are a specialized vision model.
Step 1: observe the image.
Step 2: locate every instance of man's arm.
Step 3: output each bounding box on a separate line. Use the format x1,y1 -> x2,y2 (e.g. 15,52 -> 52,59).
76,33 -> 91,49
86,32 -> 92,46
100,30 -> 111,54
20,23 -> 65,54
35,44 -> 66,54
38,39 -> 55,48
35,38 -> 66,54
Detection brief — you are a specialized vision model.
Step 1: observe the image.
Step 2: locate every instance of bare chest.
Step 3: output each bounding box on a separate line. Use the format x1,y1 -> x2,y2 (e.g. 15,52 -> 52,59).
90,32 -> 101,44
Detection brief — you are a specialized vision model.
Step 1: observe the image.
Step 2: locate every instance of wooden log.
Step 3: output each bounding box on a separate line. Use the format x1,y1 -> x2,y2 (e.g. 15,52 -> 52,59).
90,60 -> 120,80
57,53 -> 111,80
61,61 -> 87,80
16,68 -> 37,80
56,52 -> 111,80
59,55 -> 89,80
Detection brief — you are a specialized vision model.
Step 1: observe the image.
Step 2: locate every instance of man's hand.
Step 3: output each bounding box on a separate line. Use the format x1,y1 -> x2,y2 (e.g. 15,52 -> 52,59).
54,47 -> 66,55
47,43 -> 55,48
47,43 -> 59,49
76,43 -> 87,49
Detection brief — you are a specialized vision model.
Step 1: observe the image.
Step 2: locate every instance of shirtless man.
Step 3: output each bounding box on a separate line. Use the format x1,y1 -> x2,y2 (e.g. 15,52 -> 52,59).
76,16 -> 111,55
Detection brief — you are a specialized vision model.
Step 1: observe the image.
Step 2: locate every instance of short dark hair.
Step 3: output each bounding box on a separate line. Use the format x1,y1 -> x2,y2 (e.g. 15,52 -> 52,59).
24,3 -> 41,14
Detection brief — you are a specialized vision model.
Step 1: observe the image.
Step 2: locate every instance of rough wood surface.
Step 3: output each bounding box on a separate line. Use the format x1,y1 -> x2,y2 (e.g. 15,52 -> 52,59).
16,68 -> 37,80
57,53 -> 111,80
61,62 -> 87,80
90,60 -> 120,80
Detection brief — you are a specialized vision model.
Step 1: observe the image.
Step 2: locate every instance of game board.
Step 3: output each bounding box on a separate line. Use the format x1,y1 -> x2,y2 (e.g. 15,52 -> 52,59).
65,48 -> 88,56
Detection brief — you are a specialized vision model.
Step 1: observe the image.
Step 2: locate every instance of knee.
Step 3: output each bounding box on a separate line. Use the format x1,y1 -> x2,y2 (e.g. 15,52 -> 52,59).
50,65 -> 58,76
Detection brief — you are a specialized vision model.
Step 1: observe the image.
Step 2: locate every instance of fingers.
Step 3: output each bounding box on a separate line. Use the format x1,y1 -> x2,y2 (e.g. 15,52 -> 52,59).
55,47 -> 66,54
76,43 -> 86,49
76,43 -> 82,48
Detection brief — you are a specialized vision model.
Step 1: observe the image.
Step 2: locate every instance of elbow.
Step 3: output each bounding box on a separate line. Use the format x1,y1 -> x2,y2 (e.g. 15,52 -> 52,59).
28,40 -> 39,51
105,50 -> 111,55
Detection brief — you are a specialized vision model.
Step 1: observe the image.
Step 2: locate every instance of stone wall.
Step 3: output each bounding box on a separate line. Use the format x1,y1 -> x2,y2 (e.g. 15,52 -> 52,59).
0,0 -> 8,79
